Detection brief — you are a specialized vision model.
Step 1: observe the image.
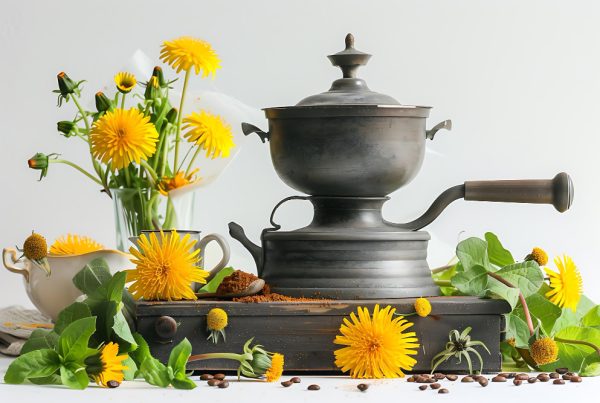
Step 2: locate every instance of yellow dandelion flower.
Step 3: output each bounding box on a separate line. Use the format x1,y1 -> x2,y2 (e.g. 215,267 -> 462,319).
49,234 -> 104,255
158,169 -> 200,196
114,72 -> 137,94
183,111 -> 235,159
89,342 -> 128,387
544,255 -> 583,312
206,308 -> 228,344
527,247 -> 548,266
334,304 -> 419,379
90,108 -> 158,170
265,353 -> 284,382
530,337 -> 558,366
126,230 -> 208,301
160,36 -> 221,77
414,297 -> 432,318
22,232 -> 47,261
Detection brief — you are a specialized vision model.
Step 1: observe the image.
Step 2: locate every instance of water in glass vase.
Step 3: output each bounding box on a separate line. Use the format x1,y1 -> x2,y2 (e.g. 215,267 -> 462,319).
112,187 -> 196,251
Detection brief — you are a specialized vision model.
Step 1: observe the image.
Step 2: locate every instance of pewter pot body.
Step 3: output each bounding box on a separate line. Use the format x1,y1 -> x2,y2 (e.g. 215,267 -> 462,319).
260,108 -> 433,197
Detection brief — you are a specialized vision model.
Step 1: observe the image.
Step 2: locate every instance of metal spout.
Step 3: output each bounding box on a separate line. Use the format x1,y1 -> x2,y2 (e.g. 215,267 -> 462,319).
228,222 -> 264,276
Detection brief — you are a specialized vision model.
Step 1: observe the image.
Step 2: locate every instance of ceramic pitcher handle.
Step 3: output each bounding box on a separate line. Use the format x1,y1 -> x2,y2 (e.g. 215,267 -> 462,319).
2,247 -> 29,282
198,234 -> 231,280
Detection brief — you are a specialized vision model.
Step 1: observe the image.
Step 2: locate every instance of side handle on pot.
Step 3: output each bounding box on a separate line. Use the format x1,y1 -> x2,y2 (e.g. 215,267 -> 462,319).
241,122 -> 270,143
426,119 -> 452,140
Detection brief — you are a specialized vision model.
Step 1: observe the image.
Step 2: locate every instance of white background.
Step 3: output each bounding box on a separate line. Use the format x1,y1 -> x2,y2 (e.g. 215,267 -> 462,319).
1,0 -> 599,309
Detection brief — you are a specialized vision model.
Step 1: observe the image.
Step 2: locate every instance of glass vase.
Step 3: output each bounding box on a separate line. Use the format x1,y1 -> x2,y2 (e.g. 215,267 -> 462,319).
112,187 -> 197,251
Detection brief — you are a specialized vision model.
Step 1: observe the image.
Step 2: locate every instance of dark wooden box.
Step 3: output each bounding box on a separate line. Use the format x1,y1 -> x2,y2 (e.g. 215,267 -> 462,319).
135,296 -> 510,374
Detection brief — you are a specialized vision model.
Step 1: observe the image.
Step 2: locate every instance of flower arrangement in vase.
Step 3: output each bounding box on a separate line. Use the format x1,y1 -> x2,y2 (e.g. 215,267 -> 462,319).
28,37 -> 235,250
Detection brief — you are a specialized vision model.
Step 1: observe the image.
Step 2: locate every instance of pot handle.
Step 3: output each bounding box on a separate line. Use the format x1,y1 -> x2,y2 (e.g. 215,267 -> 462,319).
426,119 -> 452,140
464,172 -> 573,212
391,173 -> 573,230
2,247 -> 29,282
267,196 -> 311,231
241,122 -> 270,143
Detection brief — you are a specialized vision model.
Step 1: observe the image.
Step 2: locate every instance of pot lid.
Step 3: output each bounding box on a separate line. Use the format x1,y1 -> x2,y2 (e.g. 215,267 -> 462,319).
296,33 -> 401,106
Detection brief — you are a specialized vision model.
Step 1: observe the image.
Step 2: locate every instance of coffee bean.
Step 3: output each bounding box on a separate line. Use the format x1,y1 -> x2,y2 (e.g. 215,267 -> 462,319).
550,372 -> 560,379
570,376 -> 582,383
290,376 -> 301,384
513,379 -> 522,386
553,379 -> 565,385
538,374 -> 550,382
426,378 -> 435,383
433,373 -> 445,380
218,381 -> 229,389
357,383 -> 369,392
492,376 -> 507,382
207,379 -> 221,386
106,380 -> 120,388
419,385 -> 428,391
516,374 -> 529,380
407,377 -> 415,382
200,374 -> 214,381
498,373 -> 508,378
566,371 -> 576,376
281,381 -> 293,387
438,388 -> 449,394
214,373 -> 226,380
528,377 -> 537,384
430,383 -> 441,390
307,384 -> 320,391
508,372 -> 517,379
461,376 -> 474,383
479,378 -> 489,387
556,368 -> 569,374
472,375 -> 483,381
562,374 -> 572,381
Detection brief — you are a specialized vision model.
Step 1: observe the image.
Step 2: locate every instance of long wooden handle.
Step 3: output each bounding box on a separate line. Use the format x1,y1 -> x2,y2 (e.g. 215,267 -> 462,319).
464,172 -> 573,212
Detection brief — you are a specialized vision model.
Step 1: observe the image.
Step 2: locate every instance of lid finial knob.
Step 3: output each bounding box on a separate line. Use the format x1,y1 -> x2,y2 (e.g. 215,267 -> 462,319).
345,33 -> 354,49
327,33 -> 372,79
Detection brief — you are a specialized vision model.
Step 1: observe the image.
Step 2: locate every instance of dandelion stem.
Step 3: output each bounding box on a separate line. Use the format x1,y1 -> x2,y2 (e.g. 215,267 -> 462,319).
173,69 -> 191,173
140,160 -> 159,183
52,159 -> 102,185
188,352 -> 248,363
184,147 -> 202,175
433,279 -> 452,287
71,93 -> 103,178
124,167 -> 132,187
121,93 -> 126,109
487,272 -> 534,336
554,337 -> 600,355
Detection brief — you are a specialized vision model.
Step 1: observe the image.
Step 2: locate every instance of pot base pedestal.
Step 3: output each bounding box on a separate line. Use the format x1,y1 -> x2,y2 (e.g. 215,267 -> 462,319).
135,296 -> 511,373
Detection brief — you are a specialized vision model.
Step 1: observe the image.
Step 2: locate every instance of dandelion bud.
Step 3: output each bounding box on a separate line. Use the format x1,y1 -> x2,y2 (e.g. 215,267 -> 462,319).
166,107 -> 178,124
57,121 -> 76,137
144,76 -> 160,100
152,66 -> 166,86
56,72 -> 77,96
95,91 -> 112,113
27,152 -> 54,180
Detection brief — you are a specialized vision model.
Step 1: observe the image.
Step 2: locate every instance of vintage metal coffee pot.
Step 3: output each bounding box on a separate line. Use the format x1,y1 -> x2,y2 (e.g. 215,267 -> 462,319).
229,34 -> 573,299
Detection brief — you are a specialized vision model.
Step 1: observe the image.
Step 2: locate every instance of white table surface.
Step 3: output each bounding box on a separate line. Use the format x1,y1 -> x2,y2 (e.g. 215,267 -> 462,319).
0,356 -> 597,403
